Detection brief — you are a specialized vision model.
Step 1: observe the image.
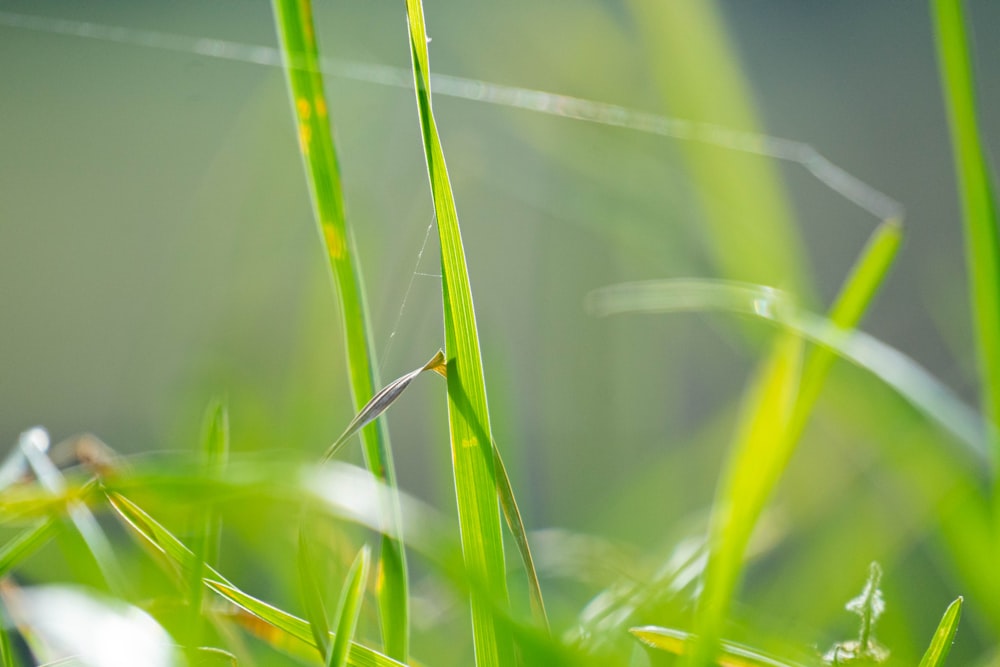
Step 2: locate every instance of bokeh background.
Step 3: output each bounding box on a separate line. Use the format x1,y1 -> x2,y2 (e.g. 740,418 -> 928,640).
2,1 -> 1000,663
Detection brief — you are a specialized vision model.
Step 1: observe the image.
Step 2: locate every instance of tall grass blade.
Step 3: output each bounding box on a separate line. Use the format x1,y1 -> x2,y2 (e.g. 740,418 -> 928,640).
107,492 -> 406,667
627,0 -> 811,295
931,0 -> 1000,477
689,333 -> 804,666
328,545 -> 371,667
919,597 -> 963,667
270,0 -> 408,658
403,1 -> 514,665
0,621 -> 12,667
323,350 -> 547,629
628,221 -> 898,664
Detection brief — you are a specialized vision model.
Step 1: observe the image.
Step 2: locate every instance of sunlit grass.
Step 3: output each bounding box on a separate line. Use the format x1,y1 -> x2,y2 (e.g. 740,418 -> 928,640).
0,1 -> 996,666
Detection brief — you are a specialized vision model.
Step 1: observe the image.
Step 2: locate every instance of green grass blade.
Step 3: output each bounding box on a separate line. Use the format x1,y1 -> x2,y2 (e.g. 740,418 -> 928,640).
0,621 -> 13,667
588,278 -> 987,460
689,332 -> 804,666
631,626 -> 813,667
919,597 -> 963,667
627,0 -> 812,296
491,439 -> 548,631
270,0 -> 408,658
402,2 -> 513,665
188,398 -> 229,648
207,580 -> 406,667
107,492 -> 406,667
328,545 -> 371,667
931,0 -> 1000,468
0,518 -> 59,577
298,529 -> 332,660
653,221 -> 898,664
786,218 -> 902,451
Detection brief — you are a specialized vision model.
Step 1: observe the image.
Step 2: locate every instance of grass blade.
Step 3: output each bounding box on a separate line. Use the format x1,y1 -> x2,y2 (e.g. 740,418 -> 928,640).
919,597 -> 963,667
187,398 -> 229,649
328,545 -> 371,667
324,349 -> 547,630
689,332 -> 804,665
587,278 -> 987,461
270,0 -> 409,658
207,580 -> 406,667
631,626 -> 813,667
0,518 -> 59,577
107,492 -> 406,667
931,0 -> 1000,474
403,2 -> 514,665
298,529 -> 332,660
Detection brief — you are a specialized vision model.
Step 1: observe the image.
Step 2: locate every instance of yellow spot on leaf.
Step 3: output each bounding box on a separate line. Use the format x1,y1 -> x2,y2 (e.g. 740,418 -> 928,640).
323,224 -> 345,259
315,98 -> 327,118
461,437 -> 477,449
296,98 -> 311,120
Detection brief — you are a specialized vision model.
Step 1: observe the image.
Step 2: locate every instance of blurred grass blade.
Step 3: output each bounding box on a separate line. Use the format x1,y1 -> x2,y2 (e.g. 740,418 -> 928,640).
107,492 -> 406,667
932,0 -> 1000,472
788,218 -> 902,445
207,580 -> 405,667
271,0 -> 408,658
324,351 -> 446,461
328,545 -> 371,667
403,1 -> 514,665
631,626 -> 811,667
190,647 -> 238,666
919,597 -> 963,667
0,518 -> 59,577
298,529 -> 332,660
690,333 -> 803,665
588,279 -> 988,460
188,398 -> 229,649
19,428 -> 126,597
627,0 -> 811,296
0,622 -> 12,667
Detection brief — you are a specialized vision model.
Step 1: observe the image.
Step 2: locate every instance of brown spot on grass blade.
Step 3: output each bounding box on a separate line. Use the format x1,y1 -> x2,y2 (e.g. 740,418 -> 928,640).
323,351 -> 445,462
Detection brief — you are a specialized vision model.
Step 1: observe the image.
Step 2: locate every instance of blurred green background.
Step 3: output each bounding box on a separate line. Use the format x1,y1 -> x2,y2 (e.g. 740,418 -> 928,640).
2,1 -> 1000,663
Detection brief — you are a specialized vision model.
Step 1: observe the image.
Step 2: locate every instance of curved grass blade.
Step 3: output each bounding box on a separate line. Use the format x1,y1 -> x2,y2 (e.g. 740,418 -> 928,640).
270,0 -> 408,658
932,0 -> 1000,474
403,2 -> 514,664
106,492 -> 406,667
631,626 -> 813,667
207,580 -> 405,667
588,279 -> 988,461
328,545 -> 371,667
919,596 -> 963,667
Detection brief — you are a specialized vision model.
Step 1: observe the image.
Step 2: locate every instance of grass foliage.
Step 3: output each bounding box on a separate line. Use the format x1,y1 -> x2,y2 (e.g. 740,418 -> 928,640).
1,1 -> 997,666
